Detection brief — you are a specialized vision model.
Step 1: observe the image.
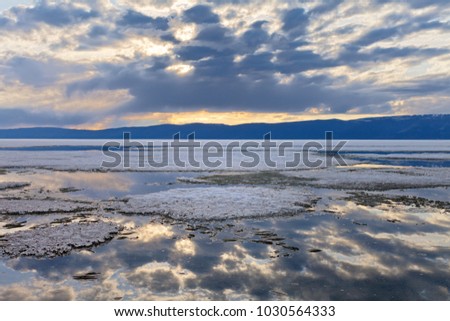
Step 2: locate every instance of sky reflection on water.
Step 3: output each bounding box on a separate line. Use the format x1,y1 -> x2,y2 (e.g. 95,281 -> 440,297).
1,202 -> 449,300
0,164 -> 449,300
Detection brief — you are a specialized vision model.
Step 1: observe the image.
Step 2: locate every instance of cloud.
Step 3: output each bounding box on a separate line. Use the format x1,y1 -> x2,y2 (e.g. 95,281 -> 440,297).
176,45 -> 221,61
384,76 -> 450,96
339,45 -> 449,66
0,16 -> 10,27
5,56 -> 80,87
282,8 -> 309,36
68,61 -> 392,115
0,0 -> 449,128
241,22 -> 270,49
0,108 -> 90,128
183,5 -> 220,24
195,25 -> 231,43
310,0 -> 344,14
275,50 -> 337,73
117,9 -> 169,30
352,19 -> 449,48
88,24 -> 109,38
375,0 -> 450,9
9,0 -> 98,28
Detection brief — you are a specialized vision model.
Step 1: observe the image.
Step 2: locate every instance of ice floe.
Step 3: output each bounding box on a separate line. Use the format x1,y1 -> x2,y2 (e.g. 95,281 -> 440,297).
117,186 -> 316,220
0,199 -> 96,215
283,166 -> 450,190
0,220 -> 121,258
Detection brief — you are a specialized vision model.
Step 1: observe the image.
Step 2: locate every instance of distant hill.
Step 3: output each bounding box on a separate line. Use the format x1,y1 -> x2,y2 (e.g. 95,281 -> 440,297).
0,114 -> 449,139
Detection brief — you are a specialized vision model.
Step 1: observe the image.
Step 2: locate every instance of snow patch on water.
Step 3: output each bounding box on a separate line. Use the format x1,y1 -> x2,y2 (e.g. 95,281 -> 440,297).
119,186 -> 315,220
0,199 -> 96,215
284,167 -> 450,190
0,221 -> 121,258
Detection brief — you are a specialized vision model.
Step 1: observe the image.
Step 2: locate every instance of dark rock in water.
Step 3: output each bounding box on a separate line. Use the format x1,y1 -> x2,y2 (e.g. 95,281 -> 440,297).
252,240 -> 273,245
50,217 -> 74,225
223,238 -> 238,242
3,221 -> 27,229
73,272 -> 101,280
308,248 -> 322,253
282,245 -> 300,251
0,182 -> 30,191
59,187 -> 82,193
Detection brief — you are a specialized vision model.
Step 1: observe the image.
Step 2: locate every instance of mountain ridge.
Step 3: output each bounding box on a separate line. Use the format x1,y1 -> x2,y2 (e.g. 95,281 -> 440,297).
1,114 -> 449,139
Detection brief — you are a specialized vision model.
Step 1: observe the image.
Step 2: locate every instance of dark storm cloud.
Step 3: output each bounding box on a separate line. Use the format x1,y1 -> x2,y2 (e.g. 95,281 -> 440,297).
9,1 -> 98,27
183,5 -> 220,24
117,10 -> 169,30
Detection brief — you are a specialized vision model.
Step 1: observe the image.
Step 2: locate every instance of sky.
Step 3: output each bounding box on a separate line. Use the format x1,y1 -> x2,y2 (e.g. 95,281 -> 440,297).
0,0 -> 449,129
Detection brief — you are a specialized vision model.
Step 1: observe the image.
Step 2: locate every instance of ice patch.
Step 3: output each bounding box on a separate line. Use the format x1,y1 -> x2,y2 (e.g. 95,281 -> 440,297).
118,186 -> 315,220
0,199 -> 96,215
0,221 -> 121,258
284,167 -> 450,190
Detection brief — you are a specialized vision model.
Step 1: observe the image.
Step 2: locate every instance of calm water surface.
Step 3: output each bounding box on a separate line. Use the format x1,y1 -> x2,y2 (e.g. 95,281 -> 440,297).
0,169 -> 449,300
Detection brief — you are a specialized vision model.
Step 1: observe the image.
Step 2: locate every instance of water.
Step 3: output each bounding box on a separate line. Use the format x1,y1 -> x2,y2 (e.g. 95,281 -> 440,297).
0,140 -> 449,300
0,170 -> 203,199
1,139 -> 450,170
1,207 -> 448,300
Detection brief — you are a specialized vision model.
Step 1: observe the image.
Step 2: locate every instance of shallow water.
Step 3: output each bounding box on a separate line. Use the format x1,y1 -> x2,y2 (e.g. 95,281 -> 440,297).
0,170 -> 204,199
0,169 -> 449,300
0,140 -> 449,300
0,207 -> 449,300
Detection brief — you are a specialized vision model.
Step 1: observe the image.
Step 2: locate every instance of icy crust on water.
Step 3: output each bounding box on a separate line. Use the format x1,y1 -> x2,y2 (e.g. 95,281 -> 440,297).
118,186 -> 315,220
0,221 -> 121,258
283,166 -> 450,190
0,199 -> 95,215
176,167 -> 450,191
